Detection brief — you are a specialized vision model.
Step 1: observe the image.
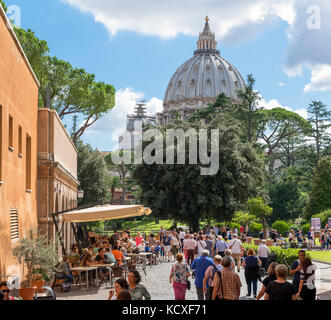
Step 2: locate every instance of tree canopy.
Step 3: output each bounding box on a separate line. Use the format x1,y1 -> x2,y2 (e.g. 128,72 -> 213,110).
305,156 -> 331,217
133,115 -> 264,231
77,141 -> 111,206
14,28 -> 116,143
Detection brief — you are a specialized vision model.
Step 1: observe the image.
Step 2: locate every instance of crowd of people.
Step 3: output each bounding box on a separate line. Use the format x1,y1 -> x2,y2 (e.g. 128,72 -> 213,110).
165,227 -> 318,301
1,224 -> 320,301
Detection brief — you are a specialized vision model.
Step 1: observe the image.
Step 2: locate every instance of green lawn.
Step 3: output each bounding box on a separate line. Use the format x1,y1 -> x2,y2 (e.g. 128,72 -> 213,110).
120,218 -> 174,233
309,251 -> 331,263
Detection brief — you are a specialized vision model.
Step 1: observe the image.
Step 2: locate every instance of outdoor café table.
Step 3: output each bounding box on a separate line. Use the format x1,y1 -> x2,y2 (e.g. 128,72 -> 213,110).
70,267 -> 98,289
90,264 -> 115,287
126,253 -> 154,275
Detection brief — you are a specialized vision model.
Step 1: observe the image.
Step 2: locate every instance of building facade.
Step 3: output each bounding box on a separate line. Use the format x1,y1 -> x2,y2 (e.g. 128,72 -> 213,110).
37,109 -> 79,254
158,17 -> 246,125
0,6 -> 39,275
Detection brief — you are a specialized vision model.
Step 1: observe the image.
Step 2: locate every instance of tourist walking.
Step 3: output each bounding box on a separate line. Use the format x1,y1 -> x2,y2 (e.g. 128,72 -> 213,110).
128,270 -> 151,300
183,234 -> 196,266
307,228 -> 315,251
257,240 -> 270,270
290,250 -> 306,293
228,235 -> 243,272
163,231 -> 172,262
203,255 -> 222,300
296,257 -> 317,301
212,256 -> 242,300
169,253 -> 191,300
191,250 -> 214,300
196,236 -> 207,257
242,248 -> 261,298
256,262 -> 278,300
171,231 -> 181,260
205,235 -> 214,257
265,264 -> 296,300
215,236 -> 228,257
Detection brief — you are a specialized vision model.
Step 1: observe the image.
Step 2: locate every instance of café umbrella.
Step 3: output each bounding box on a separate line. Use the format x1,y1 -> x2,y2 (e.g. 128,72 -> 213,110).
60,204 -> 152,223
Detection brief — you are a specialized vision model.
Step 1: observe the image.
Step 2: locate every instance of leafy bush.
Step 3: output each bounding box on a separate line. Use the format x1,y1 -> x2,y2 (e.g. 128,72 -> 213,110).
242,244 -> 311,267
272,221 -> 289,235
302,223 -> 311,235
249,222 -> 263,232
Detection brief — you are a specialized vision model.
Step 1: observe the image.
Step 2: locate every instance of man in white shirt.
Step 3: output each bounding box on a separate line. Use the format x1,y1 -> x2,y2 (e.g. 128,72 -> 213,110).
228,235 -> 243,272
257,240 -> 270,270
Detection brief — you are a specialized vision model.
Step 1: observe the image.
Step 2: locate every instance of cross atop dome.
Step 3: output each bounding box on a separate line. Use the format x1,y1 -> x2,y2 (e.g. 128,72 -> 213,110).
194,17 -> 220,56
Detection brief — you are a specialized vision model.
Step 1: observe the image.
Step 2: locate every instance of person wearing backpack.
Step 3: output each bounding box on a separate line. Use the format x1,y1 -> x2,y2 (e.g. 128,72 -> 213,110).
203,255 -> 222,300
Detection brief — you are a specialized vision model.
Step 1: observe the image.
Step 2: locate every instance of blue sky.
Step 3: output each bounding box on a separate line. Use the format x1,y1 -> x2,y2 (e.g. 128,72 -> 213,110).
5,0 -> 331,151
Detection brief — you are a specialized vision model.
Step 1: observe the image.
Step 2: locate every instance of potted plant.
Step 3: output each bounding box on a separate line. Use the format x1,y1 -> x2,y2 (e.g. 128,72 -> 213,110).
12,230 -> 59,300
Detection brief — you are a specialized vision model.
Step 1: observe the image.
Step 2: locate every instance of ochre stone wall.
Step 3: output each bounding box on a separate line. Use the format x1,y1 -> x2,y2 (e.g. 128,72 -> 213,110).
0,7 -> 39,276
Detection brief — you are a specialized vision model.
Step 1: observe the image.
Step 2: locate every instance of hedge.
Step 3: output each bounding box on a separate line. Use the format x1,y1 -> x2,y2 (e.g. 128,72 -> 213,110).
272,221 -> 289,235
242,243 -> 311,267
302,223 -> 311,235
249,223 -> 263,232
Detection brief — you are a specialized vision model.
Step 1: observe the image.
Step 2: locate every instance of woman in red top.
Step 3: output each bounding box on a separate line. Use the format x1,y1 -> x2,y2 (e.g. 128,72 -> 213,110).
135,232 -> 144,247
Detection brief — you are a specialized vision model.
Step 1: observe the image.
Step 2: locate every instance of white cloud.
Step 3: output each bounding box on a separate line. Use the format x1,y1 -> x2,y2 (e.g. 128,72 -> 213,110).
258,97 -> 307,119
63,0 -> 331,92
283,0 -> 331,92
85,87 -> 163,147
278,82 -> 285,87
63,0 -> 295,41
304,64 -> 331,93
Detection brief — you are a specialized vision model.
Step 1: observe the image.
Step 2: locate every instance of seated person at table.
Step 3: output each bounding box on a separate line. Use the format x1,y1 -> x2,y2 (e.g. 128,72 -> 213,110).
58,256 -> 74,284
80,252 -> 93,267
69,246 -> 80,266
153,242 -> 161,256
138,239 -> 146,252
95,248 -> 106,264
104,248 -> 116,264
145,242 -> 152,253
112,246 -> 124,266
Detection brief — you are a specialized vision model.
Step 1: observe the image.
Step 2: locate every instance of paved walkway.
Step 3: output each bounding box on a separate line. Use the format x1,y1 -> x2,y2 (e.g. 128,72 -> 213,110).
56,259 -> 331,300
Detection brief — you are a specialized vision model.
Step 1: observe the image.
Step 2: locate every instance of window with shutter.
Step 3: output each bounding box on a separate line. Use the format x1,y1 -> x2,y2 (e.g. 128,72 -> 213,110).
10,209 -> 19,241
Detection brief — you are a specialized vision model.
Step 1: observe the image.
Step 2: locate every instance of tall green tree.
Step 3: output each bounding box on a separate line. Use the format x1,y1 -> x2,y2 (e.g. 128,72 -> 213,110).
308,101 -> 331,162
248,197 -> 273,239
256,108 -> 311,179
14,28 -> 116,143
233,74 -> 261,143
77,141 -> 111,206
133,115 -> 264,231
189,93 -> 233,123
305,156 -> 331,217
268,179 -> 302,223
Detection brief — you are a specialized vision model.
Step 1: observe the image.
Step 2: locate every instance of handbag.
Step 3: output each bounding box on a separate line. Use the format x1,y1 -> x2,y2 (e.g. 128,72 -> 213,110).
215,269 -> 224,300
186,279 -> 191,291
